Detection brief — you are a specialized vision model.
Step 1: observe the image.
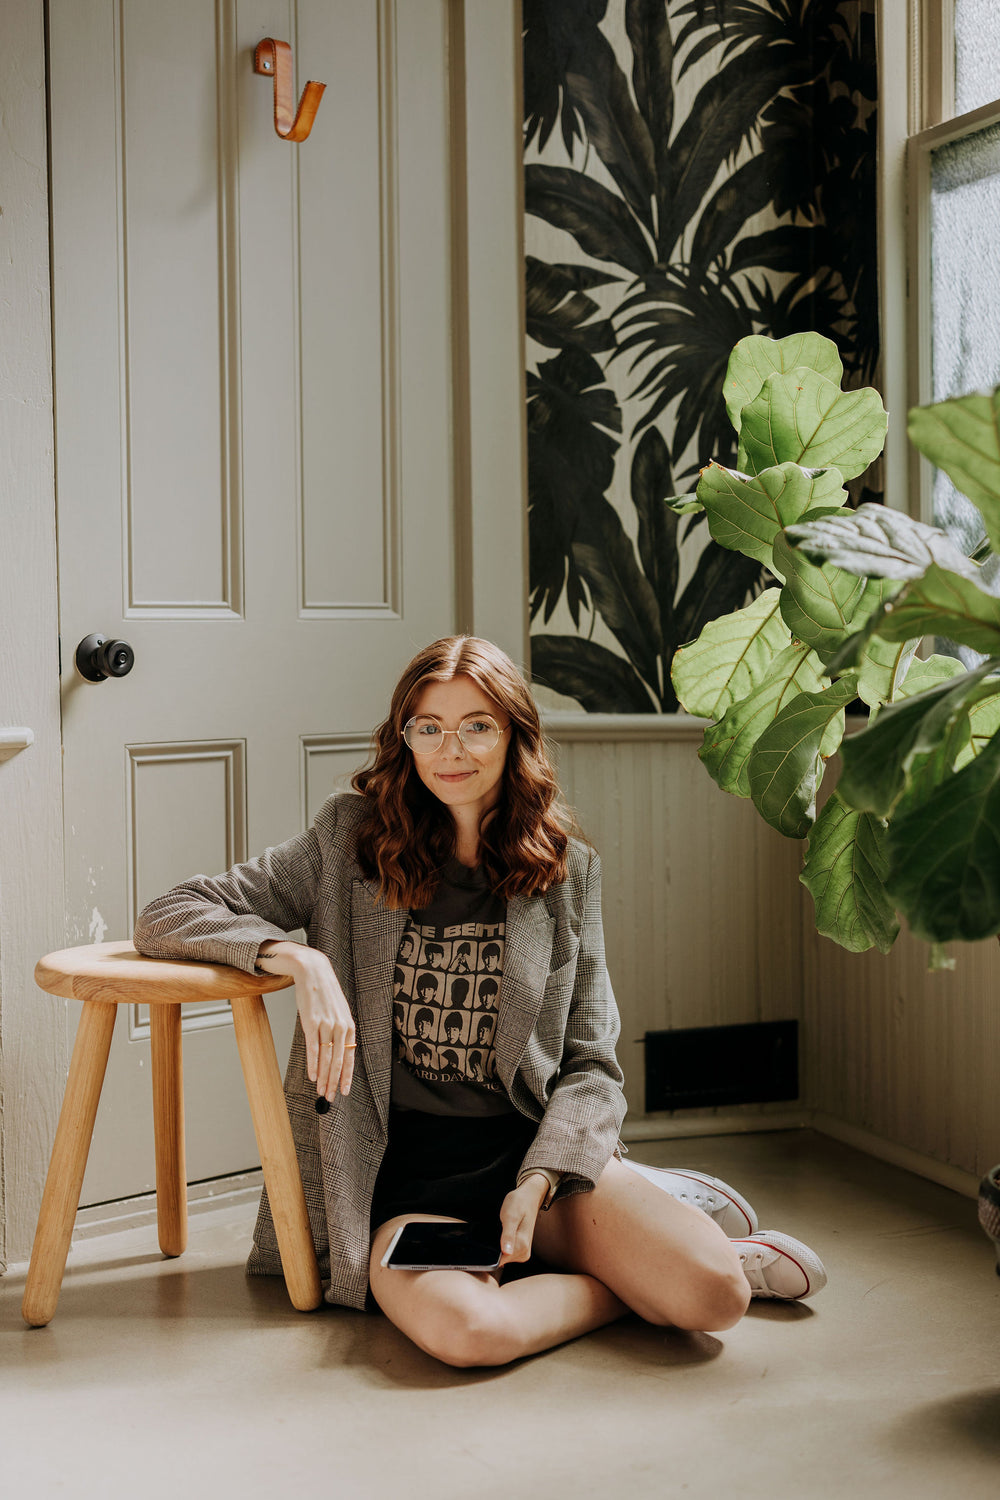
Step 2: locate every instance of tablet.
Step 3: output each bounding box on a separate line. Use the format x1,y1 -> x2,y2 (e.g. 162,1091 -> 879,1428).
380,1219 -> 503,1272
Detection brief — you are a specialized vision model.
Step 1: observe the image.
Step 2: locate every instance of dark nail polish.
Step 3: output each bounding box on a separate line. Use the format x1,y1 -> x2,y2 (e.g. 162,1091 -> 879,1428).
315,1096 -> 330,1115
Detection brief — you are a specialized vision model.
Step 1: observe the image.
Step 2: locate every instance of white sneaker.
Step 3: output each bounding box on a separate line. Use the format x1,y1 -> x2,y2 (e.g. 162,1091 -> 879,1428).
731,1231 -> 828,1300
624,1161 -> 758,1236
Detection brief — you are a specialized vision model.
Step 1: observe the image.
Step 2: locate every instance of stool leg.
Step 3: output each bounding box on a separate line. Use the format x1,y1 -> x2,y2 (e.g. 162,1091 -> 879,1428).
230,993 -> 322,1311
22,1000 -> 118,1327
150,1004 -> 187,1257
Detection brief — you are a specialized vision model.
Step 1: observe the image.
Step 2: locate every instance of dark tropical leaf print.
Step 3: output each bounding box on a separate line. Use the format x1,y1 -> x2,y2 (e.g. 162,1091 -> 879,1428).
522,0 -> 610,155
527,349 -> 621,625
728,226 -> 822,278
531,635 -> 657,712
525,256 -> 618,354
573,496 -> 664,692
689,155 -> 775,279
563,28 -> 657,234
525,164 -> 653,275
616,270 -> 756,470
664,46 -> 819,257
630,427 -> 679,647
524,0 -> 878,713
625,0 -> 675,231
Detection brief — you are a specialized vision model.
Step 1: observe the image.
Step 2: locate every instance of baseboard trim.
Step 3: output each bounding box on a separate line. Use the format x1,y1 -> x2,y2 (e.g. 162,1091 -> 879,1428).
810,1113 -> 980,1200
622,1108 -> 809,1143
72,1170 -> 264,1241
624,1108 -> 982,1200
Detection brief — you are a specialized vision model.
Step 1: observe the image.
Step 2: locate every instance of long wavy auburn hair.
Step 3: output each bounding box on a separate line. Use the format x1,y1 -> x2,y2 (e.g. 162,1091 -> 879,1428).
352,636 -> 573,908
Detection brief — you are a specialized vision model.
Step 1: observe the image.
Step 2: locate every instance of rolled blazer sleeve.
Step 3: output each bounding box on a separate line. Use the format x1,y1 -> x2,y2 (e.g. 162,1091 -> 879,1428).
133,825 -> 324,976
516,850 -> 627,1196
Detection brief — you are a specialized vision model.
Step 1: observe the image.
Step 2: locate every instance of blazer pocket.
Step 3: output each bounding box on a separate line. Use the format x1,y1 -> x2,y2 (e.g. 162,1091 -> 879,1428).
544,941 -> 580,991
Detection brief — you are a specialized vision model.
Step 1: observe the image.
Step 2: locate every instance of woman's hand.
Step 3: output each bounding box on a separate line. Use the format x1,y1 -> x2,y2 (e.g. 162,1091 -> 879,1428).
257,940 -> 356,1100
498,1175 -> 549,1266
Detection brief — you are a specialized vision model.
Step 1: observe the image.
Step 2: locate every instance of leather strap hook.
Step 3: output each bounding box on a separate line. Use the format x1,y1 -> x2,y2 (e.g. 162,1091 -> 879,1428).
254,38 -> 325,143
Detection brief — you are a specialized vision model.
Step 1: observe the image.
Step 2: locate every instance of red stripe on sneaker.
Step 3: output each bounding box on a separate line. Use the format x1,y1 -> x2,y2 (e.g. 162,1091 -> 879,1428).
742,1238 -> 810,1295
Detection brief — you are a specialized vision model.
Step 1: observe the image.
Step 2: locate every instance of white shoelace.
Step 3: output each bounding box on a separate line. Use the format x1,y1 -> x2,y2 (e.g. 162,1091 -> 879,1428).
738,1247 -> 771,1293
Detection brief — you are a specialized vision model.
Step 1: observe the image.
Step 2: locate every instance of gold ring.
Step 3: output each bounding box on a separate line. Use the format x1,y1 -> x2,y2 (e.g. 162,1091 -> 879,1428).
320,1041 -> 334,1048
345,1042 -> 357,1050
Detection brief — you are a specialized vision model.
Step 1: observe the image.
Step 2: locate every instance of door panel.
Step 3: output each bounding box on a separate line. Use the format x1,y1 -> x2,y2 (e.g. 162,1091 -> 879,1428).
49,0 -> 456,1204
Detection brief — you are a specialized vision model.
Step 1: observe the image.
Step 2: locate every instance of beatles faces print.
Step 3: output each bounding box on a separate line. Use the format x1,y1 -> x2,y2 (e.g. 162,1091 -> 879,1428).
392,919 -> 505,1092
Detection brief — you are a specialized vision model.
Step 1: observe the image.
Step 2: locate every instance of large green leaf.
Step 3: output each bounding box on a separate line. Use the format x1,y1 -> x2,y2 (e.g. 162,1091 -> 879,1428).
773,521 -> 885,661
908,388 -> 1000,554
835,658 -> 1000,817
784,502 -> 982,583
700,642 -> 829,798
896,653 -> 968,698
958,691 -> 1000,768
800,792 -> 899,954
530,635 -> 656,713
671,588 -> 790,720
747,674 -> 859,838
866,564 -> 1000,654
886,729 -> 1000,944
854,582 -> 919,707
696,462 -> 846,570
723,333 -> 843,434
737,370 -> 888,481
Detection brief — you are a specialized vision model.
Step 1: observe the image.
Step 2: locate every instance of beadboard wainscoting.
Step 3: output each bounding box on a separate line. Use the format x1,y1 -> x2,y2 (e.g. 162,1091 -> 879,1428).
803,923 -> 1000,1190
544,715 -> 805,1130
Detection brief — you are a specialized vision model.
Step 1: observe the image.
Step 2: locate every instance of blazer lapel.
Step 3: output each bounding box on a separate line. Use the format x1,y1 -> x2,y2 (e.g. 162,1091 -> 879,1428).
350,879 -> 407,1134
495,892 -> 555,1090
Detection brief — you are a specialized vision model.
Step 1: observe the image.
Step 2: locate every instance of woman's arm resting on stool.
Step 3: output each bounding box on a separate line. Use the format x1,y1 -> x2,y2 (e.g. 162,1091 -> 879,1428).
255,940 -> 356,1102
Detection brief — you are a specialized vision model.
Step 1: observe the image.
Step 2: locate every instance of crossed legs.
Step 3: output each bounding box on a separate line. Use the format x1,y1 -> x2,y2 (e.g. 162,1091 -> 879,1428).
367,1157 -> 750,1368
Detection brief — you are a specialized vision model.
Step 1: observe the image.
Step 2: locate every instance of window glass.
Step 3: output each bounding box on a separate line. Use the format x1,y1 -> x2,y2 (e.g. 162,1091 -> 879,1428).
954,0 -> 1000,115
930,123 -> 1000,593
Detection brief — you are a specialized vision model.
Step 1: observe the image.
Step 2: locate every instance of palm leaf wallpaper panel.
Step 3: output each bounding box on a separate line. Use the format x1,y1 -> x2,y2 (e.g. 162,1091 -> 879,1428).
524,0 -> 878,712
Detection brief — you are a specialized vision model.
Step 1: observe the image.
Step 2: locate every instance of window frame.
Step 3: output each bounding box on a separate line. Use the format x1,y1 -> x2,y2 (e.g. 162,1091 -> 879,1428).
884,0 -> 1000,523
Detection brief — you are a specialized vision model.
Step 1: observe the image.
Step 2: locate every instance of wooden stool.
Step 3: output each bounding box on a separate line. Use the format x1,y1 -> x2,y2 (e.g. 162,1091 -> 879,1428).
23,941 -> 323,1327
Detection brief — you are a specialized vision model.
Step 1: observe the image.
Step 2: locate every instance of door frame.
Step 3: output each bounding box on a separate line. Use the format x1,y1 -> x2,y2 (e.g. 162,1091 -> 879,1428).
0,0 -> 526,1265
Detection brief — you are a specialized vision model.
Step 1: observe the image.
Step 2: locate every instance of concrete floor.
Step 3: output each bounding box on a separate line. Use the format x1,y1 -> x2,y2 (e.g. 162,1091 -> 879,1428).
2,1130 -> 998,1500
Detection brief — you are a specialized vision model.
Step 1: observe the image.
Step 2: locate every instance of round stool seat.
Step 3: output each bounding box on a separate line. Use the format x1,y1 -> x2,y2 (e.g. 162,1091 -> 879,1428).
23,940 -> 321,1328
35,940 -> 294,1005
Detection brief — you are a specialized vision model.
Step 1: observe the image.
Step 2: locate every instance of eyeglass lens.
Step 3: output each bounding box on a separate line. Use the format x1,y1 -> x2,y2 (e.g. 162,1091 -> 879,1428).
403,716 -> 501,754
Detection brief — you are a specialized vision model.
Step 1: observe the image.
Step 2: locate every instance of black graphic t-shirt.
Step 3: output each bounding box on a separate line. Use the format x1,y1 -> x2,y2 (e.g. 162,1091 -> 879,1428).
391,858 -> 514,1117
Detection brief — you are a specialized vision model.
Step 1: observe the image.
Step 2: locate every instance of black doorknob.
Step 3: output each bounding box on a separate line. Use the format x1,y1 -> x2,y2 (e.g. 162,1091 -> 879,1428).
75,633 -> 135,682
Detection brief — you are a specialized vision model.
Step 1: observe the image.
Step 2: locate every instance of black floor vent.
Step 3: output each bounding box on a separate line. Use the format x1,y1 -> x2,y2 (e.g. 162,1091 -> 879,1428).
644,1019 -> 799,1112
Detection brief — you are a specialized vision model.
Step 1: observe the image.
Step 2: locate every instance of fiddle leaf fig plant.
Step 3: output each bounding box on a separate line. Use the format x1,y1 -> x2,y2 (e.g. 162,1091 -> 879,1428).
670,332 -> 1000,961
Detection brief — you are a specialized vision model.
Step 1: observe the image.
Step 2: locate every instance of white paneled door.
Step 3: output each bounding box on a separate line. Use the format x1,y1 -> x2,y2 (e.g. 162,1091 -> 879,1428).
49,0 -> 457,1203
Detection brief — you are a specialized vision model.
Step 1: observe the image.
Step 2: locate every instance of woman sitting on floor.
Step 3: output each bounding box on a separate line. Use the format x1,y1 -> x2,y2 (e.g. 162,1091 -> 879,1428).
134,636 -> 825,1367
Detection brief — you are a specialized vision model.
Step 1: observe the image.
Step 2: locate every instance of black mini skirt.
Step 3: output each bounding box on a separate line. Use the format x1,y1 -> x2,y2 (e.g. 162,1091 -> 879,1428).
370,1107 -> 538,1228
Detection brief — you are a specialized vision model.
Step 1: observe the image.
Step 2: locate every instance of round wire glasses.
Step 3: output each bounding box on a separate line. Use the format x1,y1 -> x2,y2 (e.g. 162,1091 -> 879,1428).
402,714 -> 506,755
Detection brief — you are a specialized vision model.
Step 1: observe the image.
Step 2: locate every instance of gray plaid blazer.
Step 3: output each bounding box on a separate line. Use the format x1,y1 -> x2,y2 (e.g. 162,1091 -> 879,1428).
133,793 -> 627,1309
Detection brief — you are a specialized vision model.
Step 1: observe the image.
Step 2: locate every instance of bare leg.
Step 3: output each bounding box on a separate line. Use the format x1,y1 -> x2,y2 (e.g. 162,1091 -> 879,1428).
532,1155 -> 751,1332
369,1214 -> 626,1368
